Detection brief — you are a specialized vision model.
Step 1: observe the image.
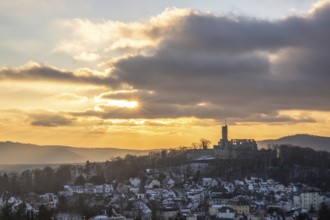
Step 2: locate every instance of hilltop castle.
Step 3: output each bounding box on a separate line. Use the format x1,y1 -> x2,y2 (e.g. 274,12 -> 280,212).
187,124 -> 258,160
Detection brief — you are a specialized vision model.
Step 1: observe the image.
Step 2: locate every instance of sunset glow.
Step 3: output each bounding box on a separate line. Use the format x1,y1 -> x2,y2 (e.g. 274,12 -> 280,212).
0,0 -> 329,149
101,100 -> 138,109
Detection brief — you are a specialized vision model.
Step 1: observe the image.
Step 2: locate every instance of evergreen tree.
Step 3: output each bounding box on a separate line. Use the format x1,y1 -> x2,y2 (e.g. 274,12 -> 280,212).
0,173 -> 9,192
15,203 -> 27,220
36,204 -> 52,220
318,203 -> 330,220
0,204 -> 14,220
75,174 -> 86,185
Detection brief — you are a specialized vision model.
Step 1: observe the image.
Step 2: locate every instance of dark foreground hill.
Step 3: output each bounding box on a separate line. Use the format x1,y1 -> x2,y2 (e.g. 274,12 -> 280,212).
0,141 -> 149,165
258,134 -> 330,152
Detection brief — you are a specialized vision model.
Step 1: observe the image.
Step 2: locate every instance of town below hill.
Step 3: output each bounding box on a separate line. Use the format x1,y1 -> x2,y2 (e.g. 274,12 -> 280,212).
0,144 -> 329,220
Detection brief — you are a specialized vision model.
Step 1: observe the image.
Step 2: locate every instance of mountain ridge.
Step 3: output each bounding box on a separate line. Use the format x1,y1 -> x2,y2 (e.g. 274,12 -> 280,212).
0,141 -> 150,165
258,133 -> 330,152
2,133 -> 329,165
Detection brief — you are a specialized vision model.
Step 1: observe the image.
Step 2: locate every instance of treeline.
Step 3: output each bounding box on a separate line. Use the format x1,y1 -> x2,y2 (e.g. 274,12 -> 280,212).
270,144 -> 330,189
0,165 -> 72,194
199,145 -> 330,190
104,148 -> 188,182
0,145 -> 329,195
0,148 -> 188,195
277,144 -> 330,168
0,204 -> 52,220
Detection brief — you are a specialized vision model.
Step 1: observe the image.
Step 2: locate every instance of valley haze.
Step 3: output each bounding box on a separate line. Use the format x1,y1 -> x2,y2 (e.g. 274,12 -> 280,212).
0,141 -> 149,165
1,133 -> 329,166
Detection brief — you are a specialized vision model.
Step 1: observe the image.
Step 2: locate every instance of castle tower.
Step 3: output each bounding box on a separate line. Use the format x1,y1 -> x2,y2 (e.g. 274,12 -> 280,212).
222,124 -> 228,142
220,123 -> 229,148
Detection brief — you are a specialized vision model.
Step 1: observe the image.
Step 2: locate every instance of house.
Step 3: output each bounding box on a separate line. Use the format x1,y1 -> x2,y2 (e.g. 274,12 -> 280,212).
156,206 -> 179,220
129,178 -> 141,188
89,215 -> 109,220
95,185 -> 104,194
187,160 -> 210,172
202,178 -> 218,187
62,185 -> 74,196
62,184 -> 113,196
147,179 -> 161,188
122,199 -> 152,220
128,186 -> 139,193
186,214 -> 198,220
146,188 -> 158,199
55,212 -> 83,220
0,192 -> 21,208
209,195 -> 223,206
293,188 -> 325,210
85,183 -> 95,194
209,193 -> 235,206
230,199 -> 250,215
216,206 -> 236,219
209,205 -> 224,216
74,186 -> 85,194
108,216 -> 127,220
104,184 -> 113,194
187,192 -> 204,208
37,193 -> 58,209
163,177 -> 175,189
274,184 -> 285,192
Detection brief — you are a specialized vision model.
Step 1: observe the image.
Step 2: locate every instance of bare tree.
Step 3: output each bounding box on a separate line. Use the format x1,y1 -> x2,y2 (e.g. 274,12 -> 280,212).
200,138 -> 211,149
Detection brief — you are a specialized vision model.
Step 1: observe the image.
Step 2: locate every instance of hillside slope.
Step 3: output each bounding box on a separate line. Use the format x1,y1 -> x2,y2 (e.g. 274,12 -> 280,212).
0,141 -> 149,164
258,134 -> 330,152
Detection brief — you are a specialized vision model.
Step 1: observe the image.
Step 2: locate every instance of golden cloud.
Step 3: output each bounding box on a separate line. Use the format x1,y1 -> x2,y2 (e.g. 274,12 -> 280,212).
54,8 -> 194,61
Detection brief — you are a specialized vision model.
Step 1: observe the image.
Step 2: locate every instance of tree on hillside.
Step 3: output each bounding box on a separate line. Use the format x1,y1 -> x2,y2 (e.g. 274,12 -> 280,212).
0,204 -> 14,220
0,173 -> 9,192
89,175 -> 106,185
318,203 -> 330,220
191,138 -> 211,149
75,174 -> 86,185
36,205 -> 52,220
15,203 -> 27,220
200,138 -> 211,149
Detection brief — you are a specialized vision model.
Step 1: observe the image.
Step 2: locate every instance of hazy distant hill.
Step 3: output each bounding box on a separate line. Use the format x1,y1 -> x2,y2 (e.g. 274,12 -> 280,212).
0,141 -> 150,165
258,134 -> 330,152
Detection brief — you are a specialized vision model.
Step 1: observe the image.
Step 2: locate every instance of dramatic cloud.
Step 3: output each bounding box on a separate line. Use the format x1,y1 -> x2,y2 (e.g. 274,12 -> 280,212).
50,93 -> 89,103
100,1 -> 330,122
54,8 -> 191,61
29,112 -> 74,127
3,1 -> 330,125
0,61 -> 117,87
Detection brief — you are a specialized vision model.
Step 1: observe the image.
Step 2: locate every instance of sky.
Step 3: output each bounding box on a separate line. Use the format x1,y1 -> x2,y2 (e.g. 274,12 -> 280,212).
1,0 -> 330,149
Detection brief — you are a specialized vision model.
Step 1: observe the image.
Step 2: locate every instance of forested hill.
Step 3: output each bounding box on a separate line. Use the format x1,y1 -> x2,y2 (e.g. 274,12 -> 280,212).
0,141 -> 149,165
258,134 -> 330,152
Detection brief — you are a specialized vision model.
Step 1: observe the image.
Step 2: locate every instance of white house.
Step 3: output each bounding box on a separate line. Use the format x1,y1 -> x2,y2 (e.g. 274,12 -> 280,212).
293,190 -> 325,210
216,206 -> 236,219
129,178 -> 141,188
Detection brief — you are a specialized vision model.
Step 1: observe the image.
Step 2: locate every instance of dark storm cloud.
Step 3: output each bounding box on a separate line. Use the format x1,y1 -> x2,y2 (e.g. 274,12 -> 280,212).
71,102 -> 314,125
0,63 -> 117,87
30,113 -> 74,127
101,1 -> 330,122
